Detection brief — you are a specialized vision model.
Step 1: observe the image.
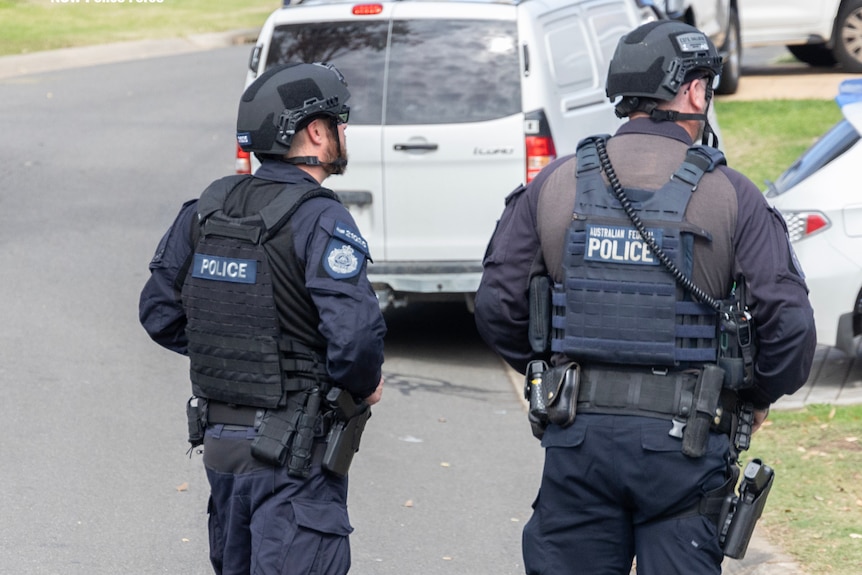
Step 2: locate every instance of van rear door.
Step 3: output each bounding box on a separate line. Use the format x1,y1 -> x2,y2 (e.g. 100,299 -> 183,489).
381,4 -> 523,263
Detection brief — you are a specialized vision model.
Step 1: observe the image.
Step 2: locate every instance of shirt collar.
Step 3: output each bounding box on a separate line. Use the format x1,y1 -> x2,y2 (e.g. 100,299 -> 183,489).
615,116 -> 694,146
253,159 -> 321,186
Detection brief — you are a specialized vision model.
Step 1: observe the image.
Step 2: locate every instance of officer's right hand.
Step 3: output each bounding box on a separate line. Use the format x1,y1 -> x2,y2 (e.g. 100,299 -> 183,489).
364,376 -> 384,406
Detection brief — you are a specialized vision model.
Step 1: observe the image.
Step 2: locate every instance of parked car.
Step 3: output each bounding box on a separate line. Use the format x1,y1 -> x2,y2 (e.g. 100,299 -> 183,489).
767,79 -> 862,356
651,0 -> 741,94
238,0 -> 652,311
741,0 -> 862,73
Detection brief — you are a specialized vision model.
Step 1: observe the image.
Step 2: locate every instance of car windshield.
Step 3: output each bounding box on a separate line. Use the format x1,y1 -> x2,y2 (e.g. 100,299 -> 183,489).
266,19 -> 521,126
768,118 -> 860,196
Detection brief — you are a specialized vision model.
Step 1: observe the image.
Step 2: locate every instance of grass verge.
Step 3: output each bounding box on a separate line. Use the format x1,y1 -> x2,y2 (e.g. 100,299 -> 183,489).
0,0 -> 277,56
714,99 -> 843,189
747,404 -> 862,575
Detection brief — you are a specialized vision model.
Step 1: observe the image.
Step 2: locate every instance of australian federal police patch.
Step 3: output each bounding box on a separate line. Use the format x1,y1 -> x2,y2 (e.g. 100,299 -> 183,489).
323,221 -> 370,279
584,224 -> 662,265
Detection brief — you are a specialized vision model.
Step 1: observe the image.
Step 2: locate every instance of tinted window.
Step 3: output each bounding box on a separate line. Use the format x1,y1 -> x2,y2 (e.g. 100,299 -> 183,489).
770,119 -> 860,196
267,19 -> 520,126
268,22 -> 389,125
385,19 -> 520,124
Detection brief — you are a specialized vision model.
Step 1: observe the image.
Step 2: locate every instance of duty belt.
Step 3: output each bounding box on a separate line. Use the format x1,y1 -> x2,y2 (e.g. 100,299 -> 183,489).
575,365 -> 735,434
208,401 -> 261,427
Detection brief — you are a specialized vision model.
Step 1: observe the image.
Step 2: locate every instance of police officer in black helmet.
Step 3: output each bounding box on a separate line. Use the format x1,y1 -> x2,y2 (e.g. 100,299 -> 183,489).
474,21 -> 816,574
139,62 -> 386,575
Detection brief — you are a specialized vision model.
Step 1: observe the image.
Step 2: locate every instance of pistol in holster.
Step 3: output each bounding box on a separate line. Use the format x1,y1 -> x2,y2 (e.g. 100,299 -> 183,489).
718,458 -> 775,559
322,387 -> 372,478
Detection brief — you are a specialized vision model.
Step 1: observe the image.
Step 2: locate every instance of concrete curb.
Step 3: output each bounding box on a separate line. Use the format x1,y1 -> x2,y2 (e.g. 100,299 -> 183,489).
0,29 -> 258,80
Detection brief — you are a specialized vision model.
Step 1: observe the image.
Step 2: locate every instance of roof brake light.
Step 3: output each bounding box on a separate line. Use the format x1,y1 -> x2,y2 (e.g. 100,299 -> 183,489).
353,3 -> 383,15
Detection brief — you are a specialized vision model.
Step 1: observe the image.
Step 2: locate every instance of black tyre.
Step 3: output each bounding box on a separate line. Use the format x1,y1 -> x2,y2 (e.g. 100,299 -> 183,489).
834,0 -> 862,72
787,43 -> 838,67
715,5 -> 741,95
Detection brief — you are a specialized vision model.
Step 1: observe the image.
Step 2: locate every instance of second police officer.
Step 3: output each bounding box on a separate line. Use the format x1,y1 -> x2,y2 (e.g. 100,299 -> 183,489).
139,62 -> 386,575
474,21 -> 817,575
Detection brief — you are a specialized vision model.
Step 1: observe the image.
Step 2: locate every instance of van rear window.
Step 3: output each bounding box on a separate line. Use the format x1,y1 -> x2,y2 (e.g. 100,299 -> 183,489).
267,19 -> 520,126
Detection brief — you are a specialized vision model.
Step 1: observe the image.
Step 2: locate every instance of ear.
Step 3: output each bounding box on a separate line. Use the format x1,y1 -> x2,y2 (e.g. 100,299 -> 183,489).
304,118 -> 327,145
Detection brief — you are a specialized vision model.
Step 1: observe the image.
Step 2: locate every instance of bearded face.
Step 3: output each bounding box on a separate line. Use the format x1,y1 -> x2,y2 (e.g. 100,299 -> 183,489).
323,121 -> 349,176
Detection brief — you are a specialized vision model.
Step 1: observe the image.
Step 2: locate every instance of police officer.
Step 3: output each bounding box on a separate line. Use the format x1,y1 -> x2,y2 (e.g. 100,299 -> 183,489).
139,62 -> 386,575
474,21 -> 816,575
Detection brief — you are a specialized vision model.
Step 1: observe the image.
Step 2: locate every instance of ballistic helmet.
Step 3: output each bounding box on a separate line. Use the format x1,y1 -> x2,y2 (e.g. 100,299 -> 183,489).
236,62 -> 350,155
606,20 -> 722,112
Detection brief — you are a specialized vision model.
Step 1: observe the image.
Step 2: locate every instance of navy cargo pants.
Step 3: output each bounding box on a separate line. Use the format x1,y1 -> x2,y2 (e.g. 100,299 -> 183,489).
203,426 -> 352,575
522,413 -> 731,575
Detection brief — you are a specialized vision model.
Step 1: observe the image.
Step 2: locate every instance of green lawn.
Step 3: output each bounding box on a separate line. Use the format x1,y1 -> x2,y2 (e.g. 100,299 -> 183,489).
0,0 -> 278,56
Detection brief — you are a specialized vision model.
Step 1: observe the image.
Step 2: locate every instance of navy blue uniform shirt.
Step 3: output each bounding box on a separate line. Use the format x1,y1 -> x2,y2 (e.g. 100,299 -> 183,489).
139,160 -> 386,400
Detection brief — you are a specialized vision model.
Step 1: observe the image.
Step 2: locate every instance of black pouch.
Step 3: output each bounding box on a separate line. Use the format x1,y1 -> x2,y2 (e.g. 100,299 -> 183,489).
546,362 -> 579,428
186,396 -> 207,448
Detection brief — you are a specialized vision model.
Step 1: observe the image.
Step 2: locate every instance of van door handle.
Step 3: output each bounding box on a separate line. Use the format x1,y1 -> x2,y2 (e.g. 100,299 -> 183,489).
393,143 -> 438,151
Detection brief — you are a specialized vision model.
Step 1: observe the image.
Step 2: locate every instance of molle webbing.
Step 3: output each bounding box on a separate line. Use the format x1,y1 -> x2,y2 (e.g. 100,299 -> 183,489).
551,138 -> 721,367
184,176 -> 337,408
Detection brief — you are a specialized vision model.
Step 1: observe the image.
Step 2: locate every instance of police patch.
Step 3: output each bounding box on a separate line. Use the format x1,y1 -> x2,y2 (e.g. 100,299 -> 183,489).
323,240 -> 361,279
191,253 -> 257,283
584,224 -> 662,266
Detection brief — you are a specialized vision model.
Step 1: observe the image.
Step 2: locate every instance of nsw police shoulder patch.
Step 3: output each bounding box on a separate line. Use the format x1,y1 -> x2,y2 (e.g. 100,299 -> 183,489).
322,221 -> 370,280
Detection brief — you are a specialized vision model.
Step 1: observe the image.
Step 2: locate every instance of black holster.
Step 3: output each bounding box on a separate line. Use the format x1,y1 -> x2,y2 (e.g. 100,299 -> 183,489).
719,458 -> 775,559
545,362 -> 580,428
322,387 -> 371,478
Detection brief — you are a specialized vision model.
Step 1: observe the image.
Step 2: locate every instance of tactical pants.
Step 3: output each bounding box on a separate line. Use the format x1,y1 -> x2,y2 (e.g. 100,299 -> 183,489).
522,413 -> 731,575
203,427 -> 352,575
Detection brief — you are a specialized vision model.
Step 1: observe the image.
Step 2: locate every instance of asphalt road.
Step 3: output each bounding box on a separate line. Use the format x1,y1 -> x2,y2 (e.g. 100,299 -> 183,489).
0,44 -> 543,574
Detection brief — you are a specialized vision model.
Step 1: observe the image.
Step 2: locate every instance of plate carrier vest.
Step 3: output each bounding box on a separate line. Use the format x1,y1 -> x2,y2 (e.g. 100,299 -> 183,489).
182,175 -> 340,409
551,136 -> 726,368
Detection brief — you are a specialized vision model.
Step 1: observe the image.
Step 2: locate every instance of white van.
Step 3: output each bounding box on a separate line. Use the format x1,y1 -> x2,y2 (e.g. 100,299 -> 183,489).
238,0 -> 652,311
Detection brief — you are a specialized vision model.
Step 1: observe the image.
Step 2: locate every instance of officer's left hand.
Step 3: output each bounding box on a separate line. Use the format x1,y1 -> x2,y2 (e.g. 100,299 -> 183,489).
751,408 -> 769,435
364,376 -> 384,406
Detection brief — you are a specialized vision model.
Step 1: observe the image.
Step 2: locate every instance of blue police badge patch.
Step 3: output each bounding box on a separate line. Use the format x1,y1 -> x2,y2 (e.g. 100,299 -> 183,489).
322,221 -> 369,279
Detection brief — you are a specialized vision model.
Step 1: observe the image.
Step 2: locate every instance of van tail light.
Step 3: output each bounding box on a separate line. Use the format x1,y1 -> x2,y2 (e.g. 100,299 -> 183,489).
236,144 -> 251,175
781,210 -> 830,242
526,136 -> 556,183
524,109 -> 555,183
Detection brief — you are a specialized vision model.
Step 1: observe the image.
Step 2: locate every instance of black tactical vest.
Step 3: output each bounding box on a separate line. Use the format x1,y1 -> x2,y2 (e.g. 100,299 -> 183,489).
551,136 -> 725,367
182,175 -> 339,408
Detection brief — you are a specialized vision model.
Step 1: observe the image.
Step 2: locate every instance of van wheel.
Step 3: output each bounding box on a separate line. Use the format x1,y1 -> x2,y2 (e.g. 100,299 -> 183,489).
715,5 -> 741,95
834,0 -> 862,73
787,43 -> 838,67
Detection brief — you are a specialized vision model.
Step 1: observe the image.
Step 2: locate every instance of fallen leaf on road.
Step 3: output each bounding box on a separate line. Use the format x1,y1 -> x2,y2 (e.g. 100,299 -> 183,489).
403,500 -> 414,508
440,462 -> 451,467
176,482 -> 188,492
